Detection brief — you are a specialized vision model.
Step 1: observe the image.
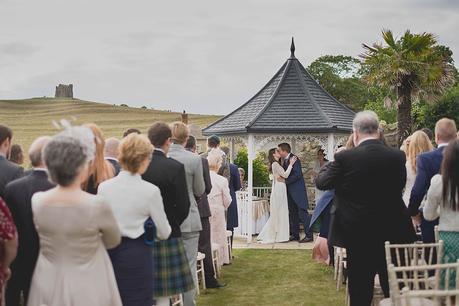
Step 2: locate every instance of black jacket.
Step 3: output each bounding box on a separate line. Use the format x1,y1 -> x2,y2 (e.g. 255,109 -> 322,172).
142,150 -> 190,238
316,139 -> 416,246
0,155 -> 23,198
4,170 -> 54,285
197,157 -> 212,218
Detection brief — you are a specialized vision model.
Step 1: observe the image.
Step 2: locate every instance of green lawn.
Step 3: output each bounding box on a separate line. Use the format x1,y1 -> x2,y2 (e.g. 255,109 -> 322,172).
198,249 -> 346,306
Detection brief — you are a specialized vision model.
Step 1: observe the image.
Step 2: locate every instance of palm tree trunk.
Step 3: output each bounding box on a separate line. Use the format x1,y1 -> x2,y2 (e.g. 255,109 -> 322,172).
397,82 -> 412,147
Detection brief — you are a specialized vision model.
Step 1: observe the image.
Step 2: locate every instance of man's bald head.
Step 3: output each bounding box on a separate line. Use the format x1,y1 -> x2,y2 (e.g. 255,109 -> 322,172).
105,137 -> 120,159
435,118 -> 457,145
29,136 -> 52,168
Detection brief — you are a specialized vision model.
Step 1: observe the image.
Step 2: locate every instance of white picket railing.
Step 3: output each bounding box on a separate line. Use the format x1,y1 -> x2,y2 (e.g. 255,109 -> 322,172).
252,186 -> 272,199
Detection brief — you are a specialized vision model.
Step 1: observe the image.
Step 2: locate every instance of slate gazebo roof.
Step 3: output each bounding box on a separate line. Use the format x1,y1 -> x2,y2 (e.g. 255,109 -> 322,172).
203,39 -> 355,136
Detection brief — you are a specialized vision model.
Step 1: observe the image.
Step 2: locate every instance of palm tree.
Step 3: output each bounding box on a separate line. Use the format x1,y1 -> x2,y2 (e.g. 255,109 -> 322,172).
361,30 -> 455,146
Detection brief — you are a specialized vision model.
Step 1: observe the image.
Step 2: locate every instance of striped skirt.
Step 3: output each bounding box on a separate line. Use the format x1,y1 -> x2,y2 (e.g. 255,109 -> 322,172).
439,230 -> 459,289
152,237 -> 195,297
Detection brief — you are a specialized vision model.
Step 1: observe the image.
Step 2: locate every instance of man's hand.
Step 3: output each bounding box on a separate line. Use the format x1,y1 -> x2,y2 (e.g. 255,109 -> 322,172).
276,178 -> 284,182
411,213 -> 422,226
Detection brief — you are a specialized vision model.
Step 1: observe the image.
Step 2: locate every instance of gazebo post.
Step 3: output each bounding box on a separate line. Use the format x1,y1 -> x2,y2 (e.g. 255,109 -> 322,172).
247,133 -> 254,243
230,138 -> 235,163
327,133 -> 335,161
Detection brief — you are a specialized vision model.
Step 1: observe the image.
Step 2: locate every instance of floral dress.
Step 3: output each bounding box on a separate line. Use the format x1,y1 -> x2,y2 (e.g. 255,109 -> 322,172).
0,197 -> 17,304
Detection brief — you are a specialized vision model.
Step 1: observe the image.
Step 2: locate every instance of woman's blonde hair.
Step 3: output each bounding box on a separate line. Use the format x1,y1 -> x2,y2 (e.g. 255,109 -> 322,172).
207,150 -> 223,171
119,133 -> 153,173
408,130 -> 433,173
170,122 -> 189,144
84,123 -> 114,188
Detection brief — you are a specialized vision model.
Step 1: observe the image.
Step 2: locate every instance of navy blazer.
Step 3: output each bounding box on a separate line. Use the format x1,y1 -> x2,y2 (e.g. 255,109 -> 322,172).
408,146 -> 445,216
227,163 -> 241,229
283,154 -> 309,210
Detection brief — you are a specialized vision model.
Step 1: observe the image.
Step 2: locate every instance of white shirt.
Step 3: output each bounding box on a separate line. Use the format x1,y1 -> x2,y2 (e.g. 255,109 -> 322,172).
424,174 -> 459,231
437,143 -> 448,149
98,171 -> 171,239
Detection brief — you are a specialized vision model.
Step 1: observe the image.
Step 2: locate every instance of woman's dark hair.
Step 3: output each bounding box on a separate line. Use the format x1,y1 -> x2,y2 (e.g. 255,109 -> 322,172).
441,139 -> 459,211
268,148 -> 281,173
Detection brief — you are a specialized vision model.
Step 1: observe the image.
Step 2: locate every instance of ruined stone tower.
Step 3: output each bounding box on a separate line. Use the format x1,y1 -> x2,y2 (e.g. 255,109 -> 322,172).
55,84 -> 73,98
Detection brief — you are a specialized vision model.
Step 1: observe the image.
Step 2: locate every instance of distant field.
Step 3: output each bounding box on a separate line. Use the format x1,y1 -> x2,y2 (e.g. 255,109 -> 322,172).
0,98 -> 220,163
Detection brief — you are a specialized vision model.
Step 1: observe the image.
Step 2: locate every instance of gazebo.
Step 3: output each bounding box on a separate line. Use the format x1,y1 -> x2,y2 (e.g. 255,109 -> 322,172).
203,38 -> 355,242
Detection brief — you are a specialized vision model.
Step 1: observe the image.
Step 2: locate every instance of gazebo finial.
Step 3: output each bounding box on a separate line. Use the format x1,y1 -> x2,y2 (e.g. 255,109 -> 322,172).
290,37 -> 296,58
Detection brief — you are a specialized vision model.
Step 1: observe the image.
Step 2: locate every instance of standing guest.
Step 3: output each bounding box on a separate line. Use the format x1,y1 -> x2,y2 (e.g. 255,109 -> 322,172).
402,131 -> 433,206
4,137 -> 54,306
202,135 -> 230,180
104,137 -> 121,175
27,127 -> 122,306
185,136 -> 223,289
238,168 -> 246,190
278,143 -> 313,243
8,144 -> 24,166
220,146 -> 241,248
0,197 -> 17,306
422,127 -> 434,141
83,123 -> 115,194
316,111 -> 416,306
425,139 -> 459,288
409,118 -> 457,244
312,149 -> 329,204
122,128 -> 141,138
142,122 -> 194,306
99,133 -> 171,306
168,122 -> 205,306
0,125 -> 23,198
207,151 -> 232,265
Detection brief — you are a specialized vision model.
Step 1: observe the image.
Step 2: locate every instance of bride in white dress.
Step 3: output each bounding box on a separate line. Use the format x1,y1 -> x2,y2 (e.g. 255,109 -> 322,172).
257,148 -> 297,243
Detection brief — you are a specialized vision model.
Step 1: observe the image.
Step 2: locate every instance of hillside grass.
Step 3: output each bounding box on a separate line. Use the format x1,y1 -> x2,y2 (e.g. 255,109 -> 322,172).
0,98 -> 220,163
198,249 -> 346,306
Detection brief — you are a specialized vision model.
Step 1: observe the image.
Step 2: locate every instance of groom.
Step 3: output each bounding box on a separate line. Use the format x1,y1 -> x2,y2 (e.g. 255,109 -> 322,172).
278,143 -> 313,243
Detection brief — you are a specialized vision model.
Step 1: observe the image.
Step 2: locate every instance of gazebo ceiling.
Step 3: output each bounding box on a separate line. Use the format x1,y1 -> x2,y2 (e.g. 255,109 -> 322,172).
203,38 -> 355,136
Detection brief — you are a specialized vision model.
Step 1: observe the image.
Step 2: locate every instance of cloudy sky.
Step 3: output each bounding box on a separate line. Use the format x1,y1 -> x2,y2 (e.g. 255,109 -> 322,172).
0,0 -> 458,115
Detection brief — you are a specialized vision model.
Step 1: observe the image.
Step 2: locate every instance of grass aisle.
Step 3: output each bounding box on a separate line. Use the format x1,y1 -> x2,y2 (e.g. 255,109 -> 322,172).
198,249 -> 346,306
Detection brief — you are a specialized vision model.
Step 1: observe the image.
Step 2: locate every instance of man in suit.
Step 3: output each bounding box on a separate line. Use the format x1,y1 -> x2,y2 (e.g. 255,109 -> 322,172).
278,143 -> 313,243
185,136 -> 224,289
104,137 -> 121,175
4,136 -> 54,306
316,111 -> 416,306
409,118 -> 457,243
0,125 -> 23,198
168,122 -> 205,306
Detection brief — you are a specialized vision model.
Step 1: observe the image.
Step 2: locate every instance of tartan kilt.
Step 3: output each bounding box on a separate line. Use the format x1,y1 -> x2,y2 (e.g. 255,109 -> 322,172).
152,237 -> 195,297
439,231 -> 459,289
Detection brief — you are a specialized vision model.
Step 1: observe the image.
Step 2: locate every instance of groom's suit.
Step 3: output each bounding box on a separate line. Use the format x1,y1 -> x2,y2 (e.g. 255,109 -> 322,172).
283,153 -> 312,240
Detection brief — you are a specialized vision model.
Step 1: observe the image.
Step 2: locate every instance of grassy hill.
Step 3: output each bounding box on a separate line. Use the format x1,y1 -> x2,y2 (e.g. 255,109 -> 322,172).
0,98 -> 220,162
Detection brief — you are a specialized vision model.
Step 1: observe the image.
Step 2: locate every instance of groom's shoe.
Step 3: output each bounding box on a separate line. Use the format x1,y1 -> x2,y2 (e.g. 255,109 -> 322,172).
289,236 -> 300,242
299,237 -> 313,243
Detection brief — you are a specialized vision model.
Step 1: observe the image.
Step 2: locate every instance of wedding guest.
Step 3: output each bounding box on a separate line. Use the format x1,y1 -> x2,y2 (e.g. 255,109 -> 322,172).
123,128 -> 141,138
409,118 -> 457,244
220,146 -> 241,248
402,131 -> 433,206
27,127 -> 122,306
185,136 -> 223,288
207,151 -> 232,265
202,135 -> 230,180
312,149 -> 329,204
8,144 -> 24,166
142,122 -> 194,306
316,111 -> 416,306
83,123 -> 115,194
310,190 -> 335,264
422,127 -> 434,141
168,122 -> 205,306
104,137 -> 121,175
0,125 -> 23,198
0,197 -> 17,306
425,139 -> 459,288
4,136 -> 54,306
99,133 -> 171,306
238,168 -> 246,189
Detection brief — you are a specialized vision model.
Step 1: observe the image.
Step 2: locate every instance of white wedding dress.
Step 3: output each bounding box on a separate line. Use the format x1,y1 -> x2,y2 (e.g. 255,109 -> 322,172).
257,162 -> 292,243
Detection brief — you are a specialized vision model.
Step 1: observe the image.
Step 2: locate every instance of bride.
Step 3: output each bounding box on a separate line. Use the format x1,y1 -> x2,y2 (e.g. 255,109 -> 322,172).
257,148 -> 297,243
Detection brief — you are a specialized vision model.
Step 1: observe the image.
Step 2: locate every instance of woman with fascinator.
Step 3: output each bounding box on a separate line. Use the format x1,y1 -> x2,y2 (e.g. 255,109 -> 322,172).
257,148 -> 297,243
27,125 -> 122,306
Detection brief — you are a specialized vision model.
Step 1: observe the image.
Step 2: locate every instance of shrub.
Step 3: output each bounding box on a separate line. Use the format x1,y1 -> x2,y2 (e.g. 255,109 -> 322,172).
234,147 -> 270,187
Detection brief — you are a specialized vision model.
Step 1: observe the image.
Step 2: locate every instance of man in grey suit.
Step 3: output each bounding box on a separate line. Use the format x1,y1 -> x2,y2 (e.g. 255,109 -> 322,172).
0,125 -> 23,198
168,122 -> 205,306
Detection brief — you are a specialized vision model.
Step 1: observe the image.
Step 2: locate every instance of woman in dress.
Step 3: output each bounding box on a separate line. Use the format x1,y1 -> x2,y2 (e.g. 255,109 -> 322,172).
425,139 -> 459,288
83,123 -> 115,194
402,131 -> 433,206
98,133 -> 171,306
207,151 -> 232,265
257,148 -> 297,244
27,126 -> 122,306
0,197 -> 17,305
312,148 -> 329,204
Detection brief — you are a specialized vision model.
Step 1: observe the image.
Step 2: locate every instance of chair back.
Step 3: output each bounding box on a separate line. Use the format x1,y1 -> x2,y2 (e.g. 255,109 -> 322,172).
434,226 -> 439,243
384,241 -> 444,268
400,288 -> 459,306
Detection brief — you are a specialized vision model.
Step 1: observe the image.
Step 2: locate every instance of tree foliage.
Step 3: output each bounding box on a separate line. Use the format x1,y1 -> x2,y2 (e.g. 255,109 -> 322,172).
234,147 -> 270,187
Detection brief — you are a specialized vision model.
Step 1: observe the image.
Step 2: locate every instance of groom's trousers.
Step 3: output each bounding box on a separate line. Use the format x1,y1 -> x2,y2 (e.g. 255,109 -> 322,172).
287,193 -> 312,239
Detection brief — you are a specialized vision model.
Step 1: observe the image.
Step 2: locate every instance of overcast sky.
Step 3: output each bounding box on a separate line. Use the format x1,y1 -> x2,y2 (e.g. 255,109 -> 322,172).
0,0 -> 458,115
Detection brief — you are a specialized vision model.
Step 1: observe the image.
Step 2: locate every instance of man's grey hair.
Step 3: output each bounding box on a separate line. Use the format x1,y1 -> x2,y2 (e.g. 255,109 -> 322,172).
29,136 -> 52,167
352,111 -> 380,135
104,137 -> 120,159
44,135 -> 88,186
